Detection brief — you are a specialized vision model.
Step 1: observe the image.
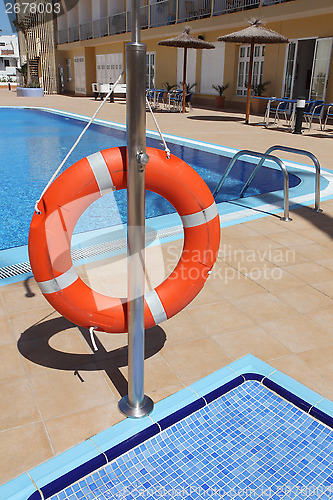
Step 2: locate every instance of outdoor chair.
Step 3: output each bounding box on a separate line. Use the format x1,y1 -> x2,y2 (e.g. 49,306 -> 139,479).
303,100 -> 324,131
323,104 -> 333,131
184,92 -> 193,111
155,89 -> 167,109
168,90 -> 183,111
264,99 -> 291,127
272,100 -> 291,126
146,88 -> 156,107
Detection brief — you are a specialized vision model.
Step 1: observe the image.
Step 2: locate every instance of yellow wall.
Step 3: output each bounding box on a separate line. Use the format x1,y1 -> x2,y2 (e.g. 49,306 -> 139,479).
85,47 -> 96,96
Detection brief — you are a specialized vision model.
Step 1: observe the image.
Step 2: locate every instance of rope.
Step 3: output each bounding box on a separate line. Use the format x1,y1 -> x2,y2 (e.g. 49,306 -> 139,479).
89,327 -> 99,352
34,70 -> 125,214
145,96 -> 171,159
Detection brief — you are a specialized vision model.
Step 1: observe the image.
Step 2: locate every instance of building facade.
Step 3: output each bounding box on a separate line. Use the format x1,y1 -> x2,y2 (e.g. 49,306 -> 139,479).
55,0 -> 333,108
0,35 -> 19,82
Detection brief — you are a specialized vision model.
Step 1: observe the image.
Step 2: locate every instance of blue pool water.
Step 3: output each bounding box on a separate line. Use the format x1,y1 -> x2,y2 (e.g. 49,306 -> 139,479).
0,108 -> 301,251
48,380 -> 333,500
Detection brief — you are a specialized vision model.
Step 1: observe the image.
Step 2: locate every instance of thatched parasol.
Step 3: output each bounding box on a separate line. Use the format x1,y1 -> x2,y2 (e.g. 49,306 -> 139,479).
218,19 -> 288,123
158,27 -> 215,113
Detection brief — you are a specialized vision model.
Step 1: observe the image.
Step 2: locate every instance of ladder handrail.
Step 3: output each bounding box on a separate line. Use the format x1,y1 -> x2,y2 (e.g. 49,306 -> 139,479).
240,145 -> 322,213
213,149 -> 291,221
265,146 -> 321,212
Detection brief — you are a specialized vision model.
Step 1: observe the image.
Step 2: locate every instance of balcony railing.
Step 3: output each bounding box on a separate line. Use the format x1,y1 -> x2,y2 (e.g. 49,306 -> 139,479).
109,12 -> 126,36
68,26 -> 79,43
58,29 -> 69,44
150,0 -> 176,27
57,0 -> 295,44
213,0 -> 291,15
93,18 -> 109,38
80,22 -> 93,40
178,0 -> 212,23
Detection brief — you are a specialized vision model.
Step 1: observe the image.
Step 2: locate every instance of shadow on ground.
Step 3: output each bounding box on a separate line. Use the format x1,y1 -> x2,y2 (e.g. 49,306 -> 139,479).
187,115 -> 244,122
18,317 -> 166,397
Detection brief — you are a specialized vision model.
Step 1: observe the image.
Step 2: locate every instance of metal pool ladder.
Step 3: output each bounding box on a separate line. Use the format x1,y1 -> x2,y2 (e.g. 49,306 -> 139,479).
213,149 -> 292,221
213,146 -> 323,221
239,145 -> 322,213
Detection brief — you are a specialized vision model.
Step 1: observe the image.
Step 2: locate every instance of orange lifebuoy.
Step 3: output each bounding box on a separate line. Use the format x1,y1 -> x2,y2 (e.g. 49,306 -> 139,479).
28,147 -> 220,333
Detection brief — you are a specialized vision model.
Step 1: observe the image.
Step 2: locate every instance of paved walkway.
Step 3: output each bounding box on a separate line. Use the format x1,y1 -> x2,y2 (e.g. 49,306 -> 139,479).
1,89 -> 333,484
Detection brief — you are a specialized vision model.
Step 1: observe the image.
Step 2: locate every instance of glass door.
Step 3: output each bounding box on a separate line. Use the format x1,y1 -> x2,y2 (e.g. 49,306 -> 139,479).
282,41 -> 298,99
309,38 -> 333,100
146,52 -> 155,89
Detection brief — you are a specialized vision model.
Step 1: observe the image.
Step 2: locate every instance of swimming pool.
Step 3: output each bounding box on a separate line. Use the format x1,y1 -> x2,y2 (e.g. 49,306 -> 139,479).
2,106 -> 333,287
0,107 -> 301,251
3,355 -> 333,500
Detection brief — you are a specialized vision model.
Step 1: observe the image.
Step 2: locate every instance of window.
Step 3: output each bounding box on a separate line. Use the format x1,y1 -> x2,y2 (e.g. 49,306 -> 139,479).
0,43 -> 5,47
237,44 -> 265,96
146,52 -> 155,88
66,58 -> 72,82
4,60 -> 10,67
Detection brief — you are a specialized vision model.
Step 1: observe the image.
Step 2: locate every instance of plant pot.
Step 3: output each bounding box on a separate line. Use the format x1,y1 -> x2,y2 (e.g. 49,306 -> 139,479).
215,95 -> 226,108
251,98 -> 267,115
17,87 -> 44,97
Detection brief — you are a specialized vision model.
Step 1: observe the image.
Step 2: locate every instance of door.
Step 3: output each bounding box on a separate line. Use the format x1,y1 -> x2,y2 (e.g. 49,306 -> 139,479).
74,56 -> 86,94
282,41 -> 298,99
200,41 -> 225,94
237,44 -> 265,96
309,37 -> 333,100
146,52 -> 155,88
96,54 -> 104,83
177,48 -> 196,90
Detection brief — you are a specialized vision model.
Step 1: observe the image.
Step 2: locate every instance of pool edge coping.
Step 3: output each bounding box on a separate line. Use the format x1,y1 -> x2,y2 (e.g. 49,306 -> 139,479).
2,353 -> 333,500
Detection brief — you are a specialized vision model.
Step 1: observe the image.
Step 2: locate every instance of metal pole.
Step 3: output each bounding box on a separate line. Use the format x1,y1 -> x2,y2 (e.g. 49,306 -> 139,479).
245,43 -> 254,124
182,46 -> 187,114
118,0 -> 154,418
293,97 -> 305,134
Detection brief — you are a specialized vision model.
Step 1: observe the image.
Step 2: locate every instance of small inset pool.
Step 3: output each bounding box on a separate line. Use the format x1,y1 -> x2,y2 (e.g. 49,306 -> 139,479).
7,355 -> 332,500
49,380 -> 333,500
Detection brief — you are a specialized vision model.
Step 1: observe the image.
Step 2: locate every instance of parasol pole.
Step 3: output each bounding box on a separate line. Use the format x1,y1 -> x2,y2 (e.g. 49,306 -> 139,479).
118,0 -> 154,418
245,42 -> 254,124
182,46 -> 188,113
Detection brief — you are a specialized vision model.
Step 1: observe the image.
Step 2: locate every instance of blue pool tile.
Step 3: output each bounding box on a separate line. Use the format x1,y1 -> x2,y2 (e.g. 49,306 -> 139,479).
16,374 -> 333,500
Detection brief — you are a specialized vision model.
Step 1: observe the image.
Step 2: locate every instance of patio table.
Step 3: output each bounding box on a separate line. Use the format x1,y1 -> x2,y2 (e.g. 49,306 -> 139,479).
252,97 -> 316,130
146,88 -> 169,109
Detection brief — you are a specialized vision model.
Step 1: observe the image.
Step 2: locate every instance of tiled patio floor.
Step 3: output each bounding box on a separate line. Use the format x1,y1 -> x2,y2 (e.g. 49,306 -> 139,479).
1,89 -> 333,485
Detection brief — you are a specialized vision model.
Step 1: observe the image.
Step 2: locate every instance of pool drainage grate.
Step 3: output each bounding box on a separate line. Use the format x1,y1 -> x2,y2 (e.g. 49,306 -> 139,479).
0,225 -> 183,281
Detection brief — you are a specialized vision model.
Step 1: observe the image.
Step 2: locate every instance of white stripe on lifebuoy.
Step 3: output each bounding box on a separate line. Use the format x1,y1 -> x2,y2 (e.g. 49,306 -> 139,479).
87,151 -> 115,195
181,203 -> 218,228
38,267 -> 79,294
145,289 -> 168,324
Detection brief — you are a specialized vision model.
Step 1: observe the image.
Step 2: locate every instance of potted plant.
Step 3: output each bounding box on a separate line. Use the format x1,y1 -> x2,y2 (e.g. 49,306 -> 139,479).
162,81 -> 177,102
251,81 -> 270,114
181,82 -> 197,93
212,83 -> 229,108
162,81 -> 177,93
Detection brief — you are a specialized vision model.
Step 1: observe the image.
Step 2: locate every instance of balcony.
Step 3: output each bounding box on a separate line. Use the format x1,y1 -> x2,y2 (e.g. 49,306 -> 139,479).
109,12 -> 126,36
57,0 -> 295,45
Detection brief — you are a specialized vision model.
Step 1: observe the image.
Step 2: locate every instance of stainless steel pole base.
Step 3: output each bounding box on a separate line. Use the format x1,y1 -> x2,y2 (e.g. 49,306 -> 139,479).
118,394 -> 154,418
280,216 -> 292,222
